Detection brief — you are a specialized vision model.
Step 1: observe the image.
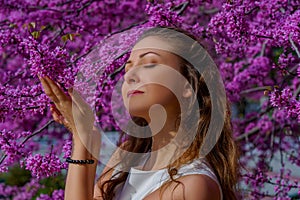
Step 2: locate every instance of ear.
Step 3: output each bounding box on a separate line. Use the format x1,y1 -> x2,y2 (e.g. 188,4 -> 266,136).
182,81 -> 193,98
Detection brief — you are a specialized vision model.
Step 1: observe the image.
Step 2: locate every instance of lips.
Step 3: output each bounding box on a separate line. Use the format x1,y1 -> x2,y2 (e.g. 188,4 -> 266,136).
127,90 -> 144,97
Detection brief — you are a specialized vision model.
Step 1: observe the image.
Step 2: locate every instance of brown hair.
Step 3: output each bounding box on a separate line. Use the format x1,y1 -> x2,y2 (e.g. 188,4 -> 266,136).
98,27 -> 240,200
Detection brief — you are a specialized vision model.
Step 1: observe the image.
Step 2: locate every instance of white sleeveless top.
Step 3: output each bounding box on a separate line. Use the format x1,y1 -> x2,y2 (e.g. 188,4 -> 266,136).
112,158 -> 223,200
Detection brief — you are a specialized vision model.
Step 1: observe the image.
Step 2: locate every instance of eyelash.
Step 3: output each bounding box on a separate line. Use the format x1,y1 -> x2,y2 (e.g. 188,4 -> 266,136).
125,64 -> 156,73
143,64 -> 156,68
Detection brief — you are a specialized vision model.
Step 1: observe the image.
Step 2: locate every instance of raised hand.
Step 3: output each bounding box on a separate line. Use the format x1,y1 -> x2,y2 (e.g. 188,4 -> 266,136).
38,76 -> 101,200
39,76 -> 95,137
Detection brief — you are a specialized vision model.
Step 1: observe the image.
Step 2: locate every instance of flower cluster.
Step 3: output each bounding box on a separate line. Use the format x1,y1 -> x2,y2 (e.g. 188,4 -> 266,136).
0,129 -> 32,172
0,179 -> 41,200
24,153 -> 63,179
36,189 -> 64,200
270,87 -> 300,122
146,2 -> 183,27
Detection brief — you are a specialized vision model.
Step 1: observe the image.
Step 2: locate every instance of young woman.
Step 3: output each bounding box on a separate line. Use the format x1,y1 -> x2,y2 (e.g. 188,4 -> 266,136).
39,27 -> 240,200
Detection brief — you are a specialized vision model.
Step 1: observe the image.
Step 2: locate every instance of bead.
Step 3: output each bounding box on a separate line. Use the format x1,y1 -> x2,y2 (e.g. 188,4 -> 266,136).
66,157 -> 95,165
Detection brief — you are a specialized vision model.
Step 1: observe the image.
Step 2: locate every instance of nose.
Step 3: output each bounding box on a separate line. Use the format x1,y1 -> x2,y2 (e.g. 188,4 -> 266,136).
124,67 -> 140,84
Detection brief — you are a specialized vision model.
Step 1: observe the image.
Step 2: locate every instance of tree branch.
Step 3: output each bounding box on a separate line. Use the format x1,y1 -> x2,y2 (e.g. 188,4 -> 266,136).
0,119 -> 55,165
21,119 -> 55,144
171,1 -> 190,15
289,33 -> 300,58
245,6 -> 259,15
236,127 -> 259,141
259,40 -> 268,57
240,86 -> 271,95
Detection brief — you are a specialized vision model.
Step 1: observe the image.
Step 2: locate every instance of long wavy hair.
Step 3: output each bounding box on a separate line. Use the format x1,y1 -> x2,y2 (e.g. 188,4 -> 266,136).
97,27 -> 240,200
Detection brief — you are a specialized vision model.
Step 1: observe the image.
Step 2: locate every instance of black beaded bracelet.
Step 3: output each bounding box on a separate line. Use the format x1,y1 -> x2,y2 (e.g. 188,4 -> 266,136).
66,157 -> 95,164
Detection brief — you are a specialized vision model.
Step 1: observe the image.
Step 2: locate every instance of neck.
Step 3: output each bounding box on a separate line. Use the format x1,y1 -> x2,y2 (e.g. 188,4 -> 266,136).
143,109 -> 180,170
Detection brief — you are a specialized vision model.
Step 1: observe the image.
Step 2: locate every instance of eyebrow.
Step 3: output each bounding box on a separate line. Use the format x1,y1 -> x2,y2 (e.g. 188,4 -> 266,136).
125,51 -> 161,64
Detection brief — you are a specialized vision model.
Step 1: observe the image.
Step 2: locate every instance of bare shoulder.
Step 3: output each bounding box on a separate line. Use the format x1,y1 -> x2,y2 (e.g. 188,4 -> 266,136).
145,174 -> 221,200
175,174 -> 221,200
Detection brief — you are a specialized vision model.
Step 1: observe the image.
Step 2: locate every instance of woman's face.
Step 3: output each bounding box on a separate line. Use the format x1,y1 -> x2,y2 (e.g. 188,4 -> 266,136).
121,36 -> 187,121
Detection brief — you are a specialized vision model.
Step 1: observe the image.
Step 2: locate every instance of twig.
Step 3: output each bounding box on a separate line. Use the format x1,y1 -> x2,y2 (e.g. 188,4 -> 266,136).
0,92 -> 42,99
268,129 -> 275,163
293,84 -> 300,98
1,106 -> 41,111
21,119 -> 54,144
0,155 -> 7,165
245,6 -> 259,15
75,0 -> 94,16
256,34 -> 273,39
0,119 -> 55,165
240,86 -> 271,94
236,127 -> 259,141
243,173 -> 299,188
49,25 -> 66,45
289,33 -> 300,58
3,72 -> 25,86
280,63 -> 299,88
27,6 -> 64,13
0,19 -> 9,26
259,40 -> 268,57
171,1 -> 189,15
71,48 -> 94,65
109,63 -> 126,79
56,0 -> 73,6
102,20 -> 148,38
202,8 -> 219,15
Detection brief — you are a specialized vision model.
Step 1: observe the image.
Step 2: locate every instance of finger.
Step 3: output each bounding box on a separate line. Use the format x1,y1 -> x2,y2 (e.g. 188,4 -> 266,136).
50,106 -> 64,124
44,76 -> 69,102
39,76 -> 59,103
50,104 -> 62,116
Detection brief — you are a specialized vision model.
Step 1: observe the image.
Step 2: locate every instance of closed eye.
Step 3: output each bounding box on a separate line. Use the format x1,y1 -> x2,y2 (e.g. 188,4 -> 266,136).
124,63 -> 157,73
143,64 -> 157,68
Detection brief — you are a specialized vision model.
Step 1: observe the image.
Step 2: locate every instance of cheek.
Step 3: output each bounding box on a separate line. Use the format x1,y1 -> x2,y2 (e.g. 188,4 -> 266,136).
147,77 -> 184,100
147,85 -> 178,105
121,83 -> 128,105
142,66 -> 184,92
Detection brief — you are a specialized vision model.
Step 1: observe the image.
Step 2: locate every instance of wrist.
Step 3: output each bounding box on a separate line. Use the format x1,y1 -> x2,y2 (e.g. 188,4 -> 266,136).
66,157 -> 95,164
71,127 -> 101,159
71,138 -> 92,159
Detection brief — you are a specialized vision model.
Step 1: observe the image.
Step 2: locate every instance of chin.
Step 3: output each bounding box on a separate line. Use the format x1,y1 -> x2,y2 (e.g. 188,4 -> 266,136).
127,109 -> 148,120
124,105 -> 151,122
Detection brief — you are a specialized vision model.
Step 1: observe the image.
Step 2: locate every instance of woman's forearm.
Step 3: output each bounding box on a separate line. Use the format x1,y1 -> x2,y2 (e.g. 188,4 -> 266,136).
38,76 -> 101,199
65,129 -> 101,200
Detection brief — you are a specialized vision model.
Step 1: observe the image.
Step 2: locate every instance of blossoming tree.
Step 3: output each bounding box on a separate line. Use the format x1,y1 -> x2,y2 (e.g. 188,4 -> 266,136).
0,0 -> 299,199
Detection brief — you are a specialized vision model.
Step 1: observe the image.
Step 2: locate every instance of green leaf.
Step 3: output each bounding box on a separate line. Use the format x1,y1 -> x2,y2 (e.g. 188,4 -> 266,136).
31,31 -> 40,39
29,22 -> 36,29
61,33 -> 81,42
9,23 -> 17,28
40,26 -> 46,31
272,47 -> 284,64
